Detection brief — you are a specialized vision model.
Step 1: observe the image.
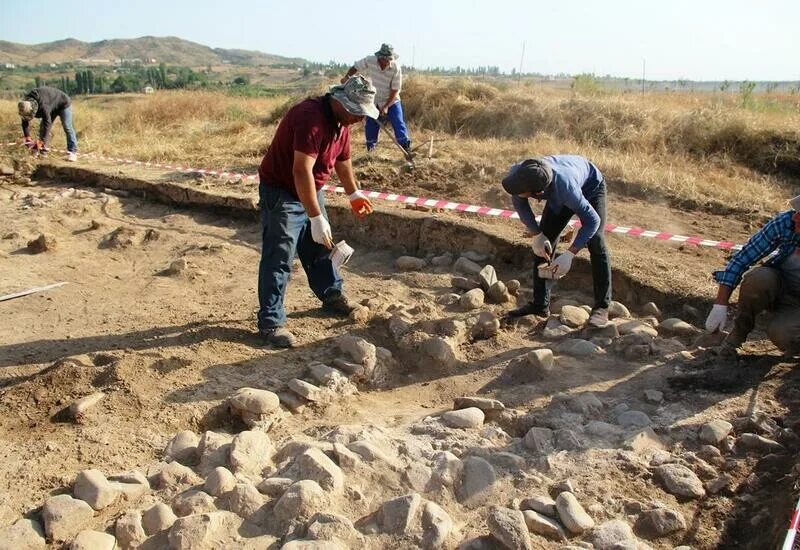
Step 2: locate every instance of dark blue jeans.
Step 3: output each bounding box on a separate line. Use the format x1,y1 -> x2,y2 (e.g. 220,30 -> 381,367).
532,182 -> 612,311
364,101 -> 411,150
257,185 -> 342,330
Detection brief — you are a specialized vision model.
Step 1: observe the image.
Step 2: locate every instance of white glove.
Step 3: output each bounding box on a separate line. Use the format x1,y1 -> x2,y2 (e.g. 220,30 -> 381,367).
551,250 -> 575,279
705,304 -> 728,332
309,214 -> 333,248
532,233 -> 553,260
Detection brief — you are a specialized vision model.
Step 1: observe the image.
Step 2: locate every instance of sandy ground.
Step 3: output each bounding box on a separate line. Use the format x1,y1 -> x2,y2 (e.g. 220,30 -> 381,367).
0,174 -> 798,549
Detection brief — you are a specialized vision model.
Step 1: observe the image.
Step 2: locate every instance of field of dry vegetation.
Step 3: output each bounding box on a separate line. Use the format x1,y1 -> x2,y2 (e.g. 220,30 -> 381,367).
1,75 -> 798,214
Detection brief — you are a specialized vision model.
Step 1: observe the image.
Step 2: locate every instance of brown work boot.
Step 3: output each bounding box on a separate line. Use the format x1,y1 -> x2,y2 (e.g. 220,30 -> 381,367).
505,301 -> 549,319
322,290 -> 355,317
588,308 -> 609,328
260,327 -> 297,348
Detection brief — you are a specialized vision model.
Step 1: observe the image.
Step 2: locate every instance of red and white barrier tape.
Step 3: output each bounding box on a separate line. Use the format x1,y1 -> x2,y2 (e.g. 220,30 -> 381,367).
3,141 -> 743,251
783,495 -> 800,550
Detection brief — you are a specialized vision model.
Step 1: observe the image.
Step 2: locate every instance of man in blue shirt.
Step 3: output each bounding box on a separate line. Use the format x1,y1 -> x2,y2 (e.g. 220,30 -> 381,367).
502,155 -> 612,327
705,195 -> 800,356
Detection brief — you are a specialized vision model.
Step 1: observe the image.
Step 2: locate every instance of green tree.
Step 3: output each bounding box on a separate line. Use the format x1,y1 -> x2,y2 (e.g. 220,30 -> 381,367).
159,62 -> 167,87
86,70 -> 94,93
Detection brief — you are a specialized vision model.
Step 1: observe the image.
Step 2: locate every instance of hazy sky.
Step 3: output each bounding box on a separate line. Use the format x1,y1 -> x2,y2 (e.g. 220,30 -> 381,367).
2,0 -> 797,81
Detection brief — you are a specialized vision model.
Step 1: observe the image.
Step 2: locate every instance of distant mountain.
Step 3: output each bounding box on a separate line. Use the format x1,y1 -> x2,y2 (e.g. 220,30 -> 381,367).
0,36 -> 308,67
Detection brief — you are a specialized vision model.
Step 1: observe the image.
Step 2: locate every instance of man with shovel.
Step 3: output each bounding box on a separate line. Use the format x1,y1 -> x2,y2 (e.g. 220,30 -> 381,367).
501,155 -> 612,328
342,43 -> 412,155
256,76 -> 377,348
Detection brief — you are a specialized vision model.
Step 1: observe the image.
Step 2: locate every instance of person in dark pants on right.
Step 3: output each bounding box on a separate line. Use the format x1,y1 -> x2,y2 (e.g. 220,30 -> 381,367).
501,155 -> 612,327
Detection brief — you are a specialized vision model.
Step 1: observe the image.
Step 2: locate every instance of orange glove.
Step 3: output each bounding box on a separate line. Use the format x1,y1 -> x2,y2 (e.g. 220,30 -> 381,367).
348,190 -> 373,219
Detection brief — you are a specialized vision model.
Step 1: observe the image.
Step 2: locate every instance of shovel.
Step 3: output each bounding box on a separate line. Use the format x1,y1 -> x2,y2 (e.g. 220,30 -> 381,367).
378,116 -> 415,168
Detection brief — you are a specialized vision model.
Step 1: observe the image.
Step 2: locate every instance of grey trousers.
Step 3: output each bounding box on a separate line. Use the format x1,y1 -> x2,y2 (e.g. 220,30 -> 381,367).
731,266 -> 800,353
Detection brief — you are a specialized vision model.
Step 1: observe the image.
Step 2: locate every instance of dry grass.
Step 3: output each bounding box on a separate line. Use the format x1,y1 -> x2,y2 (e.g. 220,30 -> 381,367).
0,78 -> 797,213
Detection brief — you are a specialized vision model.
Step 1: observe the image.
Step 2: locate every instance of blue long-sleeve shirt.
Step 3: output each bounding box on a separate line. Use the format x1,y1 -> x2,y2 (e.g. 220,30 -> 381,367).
713,210 -> 800,288
510,155 -> 604,249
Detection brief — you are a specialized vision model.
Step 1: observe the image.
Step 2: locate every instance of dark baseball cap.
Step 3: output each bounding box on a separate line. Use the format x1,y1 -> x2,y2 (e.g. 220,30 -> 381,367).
501,158 -> 554,195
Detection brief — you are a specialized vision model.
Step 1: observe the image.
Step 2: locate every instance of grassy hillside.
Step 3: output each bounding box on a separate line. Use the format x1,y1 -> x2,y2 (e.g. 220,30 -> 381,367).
0,36 -> 307,67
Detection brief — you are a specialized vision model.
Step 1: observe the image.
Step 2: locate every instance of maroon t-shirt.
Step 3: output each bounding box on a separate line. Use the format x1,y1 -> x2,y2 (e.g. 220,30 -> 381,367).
258,95 -> 350,198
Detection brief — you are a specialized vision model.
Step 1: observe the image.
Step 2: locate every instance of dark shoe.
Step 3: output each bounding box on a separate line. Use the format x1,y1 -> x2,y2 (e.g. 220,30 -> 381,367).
506,301 -> 549,318
322,291 -> 355,317
260,327 -> 297,348
588,308 -> 609,328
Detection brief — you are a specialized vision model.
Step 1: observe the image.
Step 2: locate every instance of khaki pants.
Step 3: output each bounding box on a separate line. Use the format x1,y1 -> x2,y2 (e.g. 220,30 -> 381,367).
731,266 -> 800,353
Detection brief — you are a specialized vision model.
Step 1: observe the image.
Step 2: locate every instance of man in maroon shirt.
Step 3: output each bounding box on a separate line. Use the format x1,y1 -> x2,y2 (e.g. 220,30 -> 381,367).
257,76 -> 378,347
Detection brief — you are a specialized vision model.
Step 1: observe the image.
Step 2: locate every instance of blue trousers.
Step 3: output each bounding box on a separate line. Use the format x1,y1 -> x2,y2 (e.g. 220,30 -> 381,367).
364,101 -> 410,150
257,185 -> 342,330
532,182 -> 612,311
59,106 -> 78,153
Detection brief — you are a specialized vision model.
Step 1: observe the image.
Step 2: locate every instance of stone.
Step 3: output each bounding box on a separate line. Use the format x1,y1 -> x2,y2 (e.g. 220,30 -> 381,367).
526,348 -> 554,374
478,265 -> 498,290
338,335 -> 377,372
162,258 -> 188,276
555,492 -> 595,534
460,288 -> 485,310
698,445 -> 724,465
41,495 -> 94,542
738,432 -> 785,452
404,463 -> 434,492
555,429 -> 583,451
0,164 -> 13,176
308,363 -> 348,386
151,461 -> 202,489
219,483 -> 265,520
289,379 -> 326,401
523,427 -> 554,454
542,324 -> 574,339
522,510 -> 567,541
471,311 -> 500,339
68,392 -> 105,422
638,508 -> 686,536
349,305 -> 371,324
699,420 -> 733,445
116,510 -> 147,548
172,490 -> 216,517
197,431 -> 235,476
421,337 -> 458,368
618,321 -> 658,338
279,391 -> 308,413
559,305 -> 589,328
167,511 -> 245,550
73,469 -> 119,510
462,250 -> 489,263
142,503 -> 178,535
348,440 -> 395,466
306,512 -> 359,542
585,421 -> 621,439
164,431 -> 200,464
332,443 -> 362,469
643,389 -> 663,404
70,530 -> 117,550
257,477 -> 294,497
431,252 -> 454,267
432,451 -> 462,488
436,293 -> 460,306
553,479 -> 577,495
27,234 -> 55,253
273,480 -> 328,523
396,256 -> 427,271
591,520 -> 637,550
379,493 -> 422,534
486,506 -> 532,550
442,407 -> 485,429
557,338 -> 602,357
608,301 -> 631,318
454,397 -> 505,411
451,276 -> 480,291
229,430 -> 273,476
659,318 -> 699,336
422,501 -> 452,549
565,392 -> 603,416
490,452 -> 526,471
506,279 -> 521,295
520,495 -> 557,518
656,464 -> 706,498
107,472 -> 148,505
454,256 -> 482,275
457,456 -> 496,507
641,302 -> 662,318
0,519 -> 46,550
228,387 -> 280,415
617,410 -> 652,428
281,541 -> 343,549
706,474 -> 733,494
297,448 -> 344,491
623,428 -> 665,452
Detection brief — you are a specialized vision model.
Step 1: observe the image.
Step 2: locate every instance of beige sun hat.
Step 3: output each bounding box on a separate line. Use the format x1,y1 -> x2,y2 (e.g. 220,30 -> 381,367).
329,75 -> 379,120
